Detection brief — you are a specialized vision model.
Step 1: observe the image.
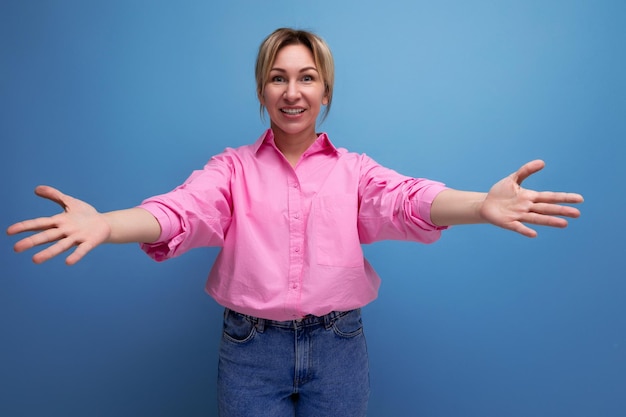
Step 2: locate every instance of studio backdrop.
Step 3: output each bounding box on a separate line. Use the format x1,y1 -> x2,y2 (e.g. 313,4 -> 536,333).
1,1 -> 624,416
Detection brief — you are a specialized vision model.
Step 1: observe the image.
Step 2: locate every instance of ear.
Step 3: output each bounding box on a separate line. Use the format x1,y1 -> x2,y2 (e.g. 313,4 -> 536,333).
257,89 -> 265,106
322,92 -> 329,106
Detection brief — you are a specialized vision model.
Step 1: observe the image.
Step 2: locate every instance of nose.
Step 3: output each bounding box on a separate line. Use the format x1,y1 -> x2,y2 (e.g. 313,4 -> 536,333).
283,80 -> 300,101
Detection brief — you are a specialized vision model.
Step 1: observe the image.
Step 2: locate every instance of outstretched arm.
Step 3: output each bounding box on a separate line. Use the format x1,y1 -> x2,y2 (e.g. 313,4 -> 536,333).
7,185 -> 161,265
430,160 -> 584,237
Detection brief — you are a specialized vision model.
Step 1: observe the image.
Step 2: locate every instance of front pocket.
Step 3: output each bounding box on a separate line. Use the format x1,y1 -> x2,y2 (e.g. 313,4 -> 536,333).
314,194 -> 363,268
222,310 -> 257,344
331,310 -> 364,339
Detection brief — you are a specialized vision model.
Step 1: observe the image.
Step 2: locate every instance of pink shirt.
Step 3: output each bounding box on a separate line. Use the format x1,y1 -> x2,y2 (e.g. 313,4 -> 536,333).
139,129 -> 447,320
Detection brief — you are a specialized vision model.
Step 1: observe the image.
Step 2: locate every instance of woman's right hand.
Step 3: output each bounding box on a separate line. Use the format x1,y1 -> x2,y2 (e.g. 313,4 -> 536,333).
7,185 -> 111,265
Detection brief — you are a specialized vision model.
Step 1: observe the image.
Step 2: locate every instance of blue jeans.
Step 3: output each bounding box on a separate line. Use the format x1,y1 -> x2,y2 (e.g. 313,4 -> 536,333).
217,308 -> 370,417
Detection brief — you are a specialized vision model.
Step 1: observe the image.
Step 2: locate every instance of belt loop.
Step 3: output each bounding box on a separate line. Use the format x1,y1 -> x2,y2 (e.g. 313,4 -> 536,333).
323,311 -> 335,330
255,317 -> 266,333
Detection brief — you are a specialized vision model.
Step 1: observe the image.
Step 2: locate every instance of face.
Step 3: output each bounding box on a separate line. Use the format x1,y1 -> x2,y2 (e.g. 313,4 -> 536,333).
260,44 -> 329,142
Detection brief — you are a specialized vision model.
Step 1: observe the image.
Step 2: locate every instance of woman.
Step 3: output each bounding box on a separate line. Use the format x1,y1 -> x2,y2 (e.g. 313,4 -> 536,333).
7,28 -> 583,417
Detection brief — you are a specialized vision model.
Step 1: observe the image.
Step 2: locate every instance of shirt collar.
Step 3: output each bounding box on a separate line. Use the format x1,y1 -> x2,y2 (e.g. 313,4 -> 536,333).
252,128 -> 339,155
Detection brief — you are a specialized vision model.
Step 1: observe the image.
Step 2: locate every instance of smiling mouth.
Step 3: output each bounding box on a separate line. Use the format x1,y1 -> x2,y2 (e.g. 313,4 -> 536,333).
281,108 -> 305,115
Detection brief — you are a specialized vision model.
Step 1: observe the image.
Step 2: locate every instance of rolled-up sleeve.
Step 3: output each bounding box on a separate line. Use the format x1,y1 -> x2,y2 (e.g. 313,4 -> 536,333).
409,178 -> 449,234
357,154 -> 448,244
138,156 -> 234,261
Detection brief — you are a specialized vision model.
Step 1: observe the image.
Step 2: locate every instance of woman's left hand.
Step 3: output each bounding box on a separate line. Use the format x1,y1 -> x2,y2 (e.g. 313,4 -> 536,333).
480,160 -> 584,237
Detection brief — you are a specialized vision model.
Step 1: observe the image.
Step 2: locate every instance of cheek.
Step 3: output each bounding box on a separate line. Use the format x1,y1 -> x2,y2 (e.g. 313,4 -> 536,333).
261,89 -> 281,106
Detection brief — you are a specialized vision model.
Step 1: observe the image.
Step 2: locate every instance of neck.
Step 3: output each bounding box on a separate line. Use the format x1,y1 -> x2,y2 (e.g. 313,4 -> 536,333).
271,126 -> 318,167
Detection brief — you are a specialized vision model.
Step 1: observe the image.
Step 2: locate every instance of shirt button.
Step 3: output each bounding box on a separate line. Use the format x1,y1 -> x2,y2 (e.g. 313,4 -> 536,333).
294,213 -> 300,219
294,247 -> 300,252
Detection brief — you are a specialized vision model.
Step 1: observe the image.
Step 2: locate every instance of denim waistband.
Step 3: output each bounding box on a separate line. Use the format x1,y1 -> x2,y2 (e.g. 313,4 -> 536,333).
225,308 -> 359,332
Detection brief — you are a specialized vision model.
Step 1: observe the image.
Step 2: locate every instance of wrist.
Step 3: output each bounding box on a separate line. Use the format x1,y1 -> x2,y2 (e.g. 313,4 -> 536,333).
475,194 -> 488,224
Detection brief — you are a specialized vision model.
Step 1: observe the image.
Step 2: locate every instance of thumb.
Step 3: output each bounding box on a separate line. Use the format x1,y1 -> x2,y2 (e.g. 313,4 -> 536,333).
34,185 -> 71,210
513,159 -> 545,185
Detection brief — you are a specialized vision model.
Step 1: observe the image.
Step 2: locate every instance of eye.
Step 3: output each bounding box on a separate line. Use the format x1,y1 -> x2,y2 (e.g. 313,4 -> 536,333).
301,74 -> 314,82
271,75 -> 285,83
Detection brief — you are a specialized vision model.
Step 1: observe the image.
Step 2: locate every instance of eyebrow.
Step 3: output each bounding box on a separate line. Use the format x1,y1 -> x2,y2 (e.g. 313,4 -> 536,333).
269,66 -> 319,73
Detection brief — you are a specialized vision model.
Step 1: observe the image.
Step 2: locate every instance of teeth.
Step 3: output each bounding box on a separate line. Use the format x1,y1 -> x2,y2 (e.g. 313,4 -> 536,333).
281,108 -> 305,115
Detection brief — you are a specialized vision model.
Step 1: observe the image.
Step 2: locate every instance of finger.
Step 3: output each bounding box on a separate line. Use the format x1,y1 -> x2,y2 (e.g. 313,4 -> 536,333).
531,202 -> 581,219
13,228 -> 66,253
7,216 -> 59,235
522,212 -> 570,228
533,191 -> 584,205
513,160 -> 545,185
31,237 -> 76,264
65,241 -> 96,266
507,221 -> 538,238
34,185 -> 72,209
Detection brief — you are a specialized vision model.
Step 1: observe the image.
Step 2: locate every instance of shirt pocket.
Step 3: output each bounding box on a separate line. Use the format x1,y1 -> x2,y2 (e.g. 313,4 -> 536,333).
313,194 -> 363,268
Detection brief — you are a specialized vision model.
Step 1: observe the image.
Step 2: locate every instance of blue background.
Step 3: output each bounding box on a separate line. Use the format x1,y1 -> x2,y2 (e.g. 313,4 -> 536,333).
2,1 -> 624,416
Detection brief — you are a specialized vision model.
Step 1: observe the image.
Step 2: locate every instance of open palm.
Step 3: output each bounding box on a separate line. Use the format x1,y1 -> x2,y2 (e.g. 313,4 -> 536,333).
7,185 -> 111,265
480,160 -> 583,237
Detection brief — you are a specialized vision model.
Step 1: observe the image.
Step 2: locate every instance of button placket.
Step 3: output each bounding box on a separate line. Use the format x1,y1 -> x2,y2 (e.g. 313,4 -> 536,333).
285,175 -> 305,317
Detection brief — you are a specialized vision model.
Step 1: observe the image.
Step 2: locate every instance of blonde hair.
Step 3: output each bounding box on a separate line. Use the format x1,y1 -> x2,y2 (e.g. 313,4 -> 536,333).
255,28 -> 335,122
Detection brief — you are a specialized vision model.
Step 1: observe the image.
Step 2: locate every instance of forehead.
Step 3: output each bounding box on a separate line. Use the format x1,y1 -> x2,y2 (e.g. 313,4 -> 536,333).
271,44 -> 316,70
